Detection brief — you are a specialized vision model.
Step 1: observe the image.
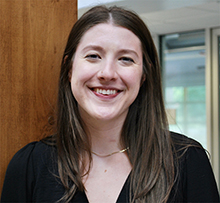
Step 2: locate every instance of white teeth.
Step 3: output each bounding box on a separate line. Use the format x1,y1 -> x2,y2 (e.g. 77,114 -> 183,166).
111,90 -> 116,94
102,89 -> 107,94
95,88 -> 117,95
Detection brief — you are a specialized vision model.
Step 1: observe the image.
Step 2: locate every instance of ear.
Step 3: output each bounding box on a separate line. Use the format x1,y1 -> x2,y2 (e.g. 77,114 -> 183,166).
141,74 -> 146,86
68,69 -> 72,82
63,55 -> 68,64
63,55 -> 72,82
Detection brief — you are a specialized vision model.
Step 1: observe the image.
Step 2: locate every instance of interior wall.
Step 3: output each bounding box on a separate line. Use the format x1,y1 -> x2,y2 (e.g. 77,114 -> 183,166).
0,0 -> 77,193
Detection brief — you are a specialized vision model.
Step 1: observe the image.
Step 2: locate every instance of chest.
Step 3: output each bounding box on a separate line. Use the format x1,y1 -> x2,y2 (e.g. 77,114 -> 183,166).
82,155 -> 132,203
85,171 -> 130,203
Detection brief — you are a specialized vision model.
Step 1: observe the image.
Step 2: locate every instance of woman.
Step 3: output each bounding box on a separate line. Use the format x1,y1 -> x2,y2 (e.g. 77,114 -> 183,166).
1,5 -> 219,203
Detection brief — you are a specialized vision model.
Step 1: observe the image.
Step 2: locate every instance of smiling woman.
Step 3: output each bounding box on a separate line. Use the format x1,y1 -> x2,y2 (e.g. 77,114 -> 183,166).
70,23 -> 143,123
1,5 -> 219,203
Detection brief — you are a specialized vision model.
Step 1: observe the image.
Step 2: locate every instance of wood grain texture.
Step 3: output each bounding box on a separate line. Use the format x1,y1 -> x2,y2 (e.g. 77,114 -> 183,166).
0,0 -> 77,194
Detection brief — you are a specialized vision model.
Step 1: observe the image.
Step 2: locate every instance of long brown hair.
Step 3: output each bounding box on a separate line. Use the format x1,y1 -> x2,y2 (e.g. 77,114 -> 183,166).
54,5 -> 175,202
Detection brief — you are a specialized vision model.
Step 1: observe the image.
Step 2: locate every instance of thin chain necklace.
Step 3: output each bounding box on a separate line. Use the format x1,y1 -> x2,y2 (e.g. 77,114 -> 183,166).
91,147 -> 129,158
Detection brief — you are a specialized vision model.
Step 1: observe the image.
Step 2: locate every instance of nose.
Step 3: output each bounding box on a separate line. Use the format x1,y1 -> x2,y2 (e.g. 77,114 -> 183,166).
97,59 -> 118,82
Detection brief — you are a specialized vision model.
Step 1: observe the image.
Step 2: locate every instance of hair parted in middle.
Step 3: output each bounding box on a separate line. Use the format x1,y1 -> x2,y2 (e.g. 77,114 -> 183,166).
55,5 -> 175,203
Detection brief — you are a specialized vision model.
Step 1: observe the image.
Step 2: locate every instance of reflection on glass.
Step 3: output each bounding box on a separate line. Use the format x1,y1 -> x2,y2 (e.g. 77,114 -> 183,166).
161,30 -> 206,148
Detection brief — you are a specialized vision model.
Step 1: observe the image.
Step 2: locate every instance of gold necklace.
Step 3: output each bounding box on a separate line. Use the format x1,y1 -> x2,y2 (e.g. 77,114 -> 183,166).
91,147 -> 129,157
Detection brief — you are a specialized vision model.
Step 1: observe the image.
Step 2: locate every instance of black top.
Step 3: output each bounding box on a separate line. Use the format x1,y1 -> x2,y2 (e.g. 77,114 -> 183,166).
1,132 -> 220,202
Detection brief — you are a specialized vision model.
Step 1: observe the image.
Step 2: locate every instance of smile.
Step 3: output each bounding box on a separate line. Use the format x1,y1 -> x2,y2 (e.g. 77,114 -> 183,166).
93,88 -> 119,95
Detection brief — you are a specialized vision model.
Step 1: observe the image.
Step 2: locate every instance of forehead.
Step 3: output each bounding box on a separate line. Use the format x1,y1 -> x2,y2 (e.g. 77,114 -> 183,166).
77,23 -> 142,51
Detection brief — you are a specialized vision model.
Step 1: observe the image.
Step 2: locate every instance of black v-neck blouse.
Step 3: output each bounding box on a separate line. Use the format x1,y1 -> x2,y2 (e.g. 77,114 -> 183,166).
1,132 -> 220,202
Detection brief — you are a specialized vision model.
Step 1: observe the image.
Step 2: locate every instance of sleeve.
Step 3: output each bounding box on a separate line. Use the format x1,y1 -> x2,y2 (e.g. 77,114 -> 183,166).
183,146 -> 220,202
0,142 -> 37,202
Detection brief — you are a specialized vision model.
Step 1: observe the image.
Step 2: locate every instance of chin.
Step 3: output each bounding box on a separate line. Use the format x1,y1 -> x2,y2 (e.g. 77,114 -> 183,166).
93,112 -> 115,121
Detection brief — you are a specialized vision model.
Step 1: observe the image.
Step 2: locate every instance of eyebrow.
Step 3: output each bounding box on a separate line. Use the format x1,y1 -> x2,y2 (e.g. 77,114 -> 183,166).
82,45 -> 105,53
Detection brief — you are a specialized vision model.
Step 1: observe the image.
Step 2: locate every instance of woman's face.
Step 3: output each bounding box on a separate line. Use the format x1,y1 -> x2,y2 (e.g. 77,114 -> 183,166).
70,23 -> 143,123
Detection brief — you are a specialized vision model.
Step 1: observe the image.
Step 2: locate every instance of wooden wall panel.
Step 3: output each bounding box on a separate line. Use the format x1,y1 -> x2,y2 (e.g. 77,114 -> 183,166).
0,0 -> 77,194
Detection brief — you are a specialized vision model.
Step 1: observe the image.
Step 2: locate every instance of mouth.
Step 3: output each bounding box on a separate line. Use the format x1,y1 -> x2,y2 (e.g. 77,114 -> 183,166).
91,88 -> 121,96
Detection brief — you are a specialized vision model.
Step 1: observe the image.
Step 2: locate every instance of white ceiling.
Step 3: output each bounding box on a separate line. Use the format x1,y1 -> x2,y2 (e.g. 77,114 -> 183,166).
78,0 -> 220,35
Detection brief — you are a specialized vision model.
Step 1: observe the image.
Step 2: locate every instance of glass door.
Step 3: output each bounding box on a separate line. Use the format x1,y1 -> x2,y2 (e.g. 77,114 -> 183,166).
211,28 -> 220,189
161,29 -> 220,189
161,30 -> 207,147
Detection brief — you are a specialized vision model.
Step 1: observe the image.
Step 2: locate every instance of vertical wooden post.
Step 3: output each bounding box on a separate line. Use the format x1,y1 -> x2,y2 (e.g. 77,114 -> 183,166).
0,0 -> 77,193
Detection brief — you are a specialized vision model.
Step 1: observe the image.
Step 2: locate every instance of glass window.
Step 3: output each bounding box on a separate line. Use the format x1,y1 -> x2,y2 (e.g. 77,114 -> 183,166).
160,30 -> 206,148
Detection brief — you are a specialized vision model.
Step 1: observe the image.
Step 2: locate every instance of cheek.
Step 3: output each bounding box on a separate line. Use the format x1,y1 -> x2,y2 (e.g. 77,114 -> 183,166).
70,79 -> 86,105
122,68 -> 143,89
71,61 -> 95,85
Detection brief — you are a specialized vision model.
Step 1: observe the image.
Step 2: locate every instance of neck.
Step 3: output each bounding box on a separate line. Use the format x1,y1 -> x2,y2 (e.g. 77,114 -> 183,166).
89,122 -> 124,154
78,106 -> 128,154
82,117 -> 126,155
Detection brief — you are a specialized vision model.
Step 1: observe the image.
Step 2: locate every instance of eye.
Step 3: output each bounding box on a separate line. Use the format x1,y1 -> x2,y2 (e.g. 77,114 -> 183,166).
119,57 -> 134,64
85,54 -> 101,60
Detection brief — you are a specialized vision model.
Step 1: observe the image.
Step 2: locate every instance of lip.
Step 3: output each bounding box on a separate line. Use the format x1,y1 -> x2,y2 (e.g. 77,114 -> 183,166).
89,86 -> 123,98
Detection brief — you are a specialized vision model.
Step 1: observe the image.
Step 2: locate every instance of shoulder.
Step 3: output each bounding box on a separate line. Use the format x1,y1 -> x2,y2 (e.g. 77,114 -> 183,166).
170,131 -> 206,160
170,131 -> 210,174
3,141 -> 57,186
8,141 -> 56,168
170,131 -> 202,148
1,141 -> 57,202
170,132 -> 220,202
169,132 -> 214,171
